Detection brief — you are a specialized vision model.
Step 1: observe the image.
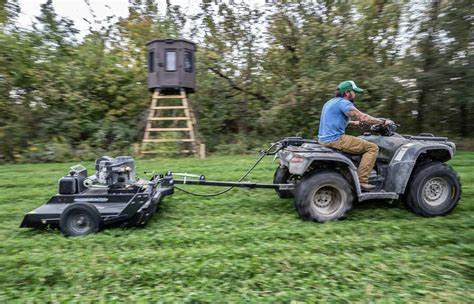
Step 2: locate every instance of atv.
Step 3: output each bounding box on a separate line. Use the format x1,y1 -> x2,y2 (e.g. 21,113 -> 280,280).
273,122 -> 461,222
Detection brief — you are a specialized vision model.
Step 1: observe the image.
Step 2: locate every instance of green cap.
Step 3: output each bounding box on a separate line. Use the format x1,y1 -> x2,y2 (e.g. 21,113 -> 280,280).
337,80 -> 364,93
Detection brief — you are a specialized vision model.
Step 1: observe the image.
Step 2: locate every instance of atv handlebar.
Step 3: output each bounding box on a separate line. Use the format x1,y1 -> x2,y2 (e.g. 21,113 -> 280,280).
369,120 -> 399,136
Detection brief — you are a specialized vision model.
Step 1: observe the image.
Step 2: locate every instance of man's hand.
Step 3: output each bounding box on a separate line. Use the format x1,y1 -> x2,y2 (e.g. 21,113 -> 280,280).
348,120 -> 360,127
383,119 -> 395,126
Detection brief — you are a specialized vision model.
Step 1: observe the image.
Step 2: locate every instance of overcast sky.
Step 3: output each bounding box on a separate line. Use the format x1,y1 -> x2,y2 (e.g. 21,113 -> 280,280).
14,0 -> 416,56
16,0 -> 205,36
16,1 -> 268,35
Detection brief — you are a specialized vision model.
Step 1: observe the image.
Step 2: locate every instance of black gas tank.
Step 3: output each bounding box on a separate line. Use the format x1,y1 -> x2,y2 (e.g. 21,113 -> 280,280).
59,176 -> 77,194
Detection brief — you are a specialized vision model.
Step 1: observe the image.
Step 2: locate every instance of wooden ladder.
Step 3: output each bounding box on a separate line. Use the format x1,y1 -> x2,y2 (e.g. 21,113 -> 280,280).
141,89 -> 204,157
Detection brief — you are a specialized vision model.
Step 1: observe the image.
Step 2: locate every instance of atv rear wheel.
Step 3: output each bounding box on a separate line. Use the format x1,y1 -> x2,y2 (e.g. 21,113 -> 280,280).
60,203 -> 102,237
273,166 -> 294,198
405,162 -> 461,217
294,171 -> 353,222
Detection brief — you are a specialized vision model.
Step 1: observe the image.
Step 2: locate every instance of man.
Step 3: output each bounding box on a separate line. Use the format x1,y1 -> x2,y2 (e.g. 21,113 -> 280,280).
318,80 -> 391,191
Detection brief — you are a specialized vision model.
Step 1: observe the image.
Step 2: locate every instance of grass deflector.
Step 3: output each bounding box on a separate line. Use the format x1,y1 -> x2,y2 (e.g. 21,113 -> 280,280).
21,123 -> 461,236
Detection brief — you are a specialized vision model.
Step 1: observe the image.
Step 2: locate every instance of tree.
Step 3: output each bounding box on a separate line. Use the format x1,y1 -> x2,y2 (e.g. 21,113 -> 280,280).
0,0 -> 19,26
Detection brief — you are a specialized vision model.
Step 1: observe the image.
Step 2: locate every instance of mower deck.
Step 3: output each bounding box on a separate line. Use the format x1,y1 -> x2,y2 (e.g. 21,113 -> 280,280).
21,178 -> 174,230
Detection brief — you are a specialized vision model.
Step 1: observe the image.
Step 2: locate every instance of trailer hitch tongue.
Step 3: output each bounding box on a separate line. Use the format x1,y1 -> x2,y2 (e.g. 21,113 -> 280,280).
166,172 -> 205,184
165,171 -> 293,190
279,184 -> 295,191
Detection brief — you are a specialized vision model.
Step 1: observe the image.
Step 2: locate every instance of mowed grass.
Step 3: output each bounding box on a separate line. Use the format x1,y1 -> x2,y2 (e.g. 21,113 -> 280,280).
0,152 -> 473,302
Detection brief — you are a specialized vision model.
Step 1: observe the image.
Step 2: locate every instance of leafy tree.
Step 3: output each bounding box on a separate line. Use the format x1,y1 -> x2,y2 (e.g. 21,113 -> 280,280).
0,0 -> 472,162
0,0 -> 19,26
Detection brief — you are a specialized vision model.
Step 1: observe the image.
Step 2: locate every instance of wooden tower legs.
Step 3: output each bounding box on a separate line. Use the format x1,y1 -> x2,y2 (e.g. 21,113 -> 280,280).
141,89 -> 205,158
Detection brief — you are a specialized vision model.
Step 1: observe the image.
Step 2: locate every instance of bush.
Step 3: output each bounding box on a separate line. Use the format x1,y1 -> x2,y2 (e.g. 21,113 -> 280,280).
20,139 -> 73,163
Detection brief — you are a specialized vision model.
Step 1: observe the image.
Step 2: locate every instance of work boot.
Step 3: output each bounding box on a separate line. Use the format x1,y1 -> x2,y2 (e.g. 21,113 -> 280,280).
360,182 -> 376,191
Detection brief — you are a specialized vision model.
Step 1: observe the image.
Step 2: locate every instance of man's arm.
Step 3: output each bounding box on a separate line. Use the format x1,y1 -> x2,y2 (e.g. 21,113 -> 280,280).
347,108 -> 384,125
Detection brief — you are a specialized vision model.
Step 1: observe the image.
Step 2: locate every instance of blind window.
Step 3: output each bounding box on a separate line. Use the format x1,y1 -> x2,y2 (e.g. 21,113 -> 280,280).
165,50 -> 177,71
184,50 -> 193,72
148,50 -> 154,72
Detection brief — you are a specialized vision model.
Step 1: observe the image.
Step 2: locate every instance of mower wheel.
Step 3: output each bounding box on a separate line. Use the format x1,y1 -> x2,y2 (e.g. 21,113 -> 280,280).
273,166 -> 294,198
405,162 -> 461,217
60,203 -> 103,237
294,171 -> 353,222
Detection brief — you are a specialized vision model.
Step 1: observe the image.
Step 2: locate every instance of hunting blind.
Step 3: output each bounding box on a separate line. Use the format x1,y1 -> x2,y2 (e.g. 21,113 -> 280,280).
146,38 -> 196,93
142,38 -> 203,158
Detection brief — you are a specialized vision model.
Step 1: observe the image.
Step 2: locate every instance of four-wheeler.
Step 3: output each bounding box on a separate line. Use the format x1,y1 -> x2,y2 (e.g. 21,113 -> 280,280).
274,122 -> 461,222
20,122 -> 461,236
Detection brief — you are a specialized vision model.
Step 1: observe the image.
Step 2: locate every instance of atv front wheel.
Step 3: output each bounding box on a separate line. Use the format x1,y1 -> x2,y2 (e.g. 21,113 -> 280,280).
294,171 -> 353,222
405,162 -> 461,217
60,203 -> 102,237
273,166 -> 294,198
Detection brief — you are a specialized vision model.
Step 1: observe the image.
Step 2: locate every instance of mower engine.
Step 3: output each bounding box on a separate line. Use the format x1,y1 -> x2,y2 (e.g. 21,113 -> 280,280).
83,156 -> 136,188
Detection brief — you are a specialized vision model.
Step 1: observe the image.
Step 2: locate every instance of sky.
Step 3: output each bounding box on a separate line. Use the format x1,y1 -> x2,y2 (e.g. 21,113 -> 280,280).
14,0 -> 415,56
16,0 -> 268,35
16,0 -> 204,36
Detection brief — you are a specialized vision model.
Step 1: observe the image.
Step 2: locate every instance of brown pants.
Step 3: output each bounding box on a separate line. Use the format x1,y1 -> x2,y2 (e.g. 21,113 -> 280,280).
320,135 -> 379,184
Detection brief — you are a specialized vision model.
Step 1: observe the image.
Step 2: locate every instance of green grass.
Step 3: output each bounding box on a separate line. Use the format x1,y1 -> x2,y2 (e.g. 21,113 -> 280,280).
0,153 -> 473,302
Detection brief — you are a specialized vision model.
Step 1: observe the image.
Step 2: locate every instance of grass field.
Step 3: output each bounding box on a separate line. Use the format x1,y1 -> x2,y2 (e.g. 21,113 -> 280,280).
0,152 -> 473,302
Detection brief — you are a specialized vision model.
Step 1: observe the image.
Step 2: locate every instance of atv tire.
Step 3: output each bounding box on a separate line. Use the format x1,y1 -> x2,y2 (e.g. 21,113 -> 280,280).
405,162 -> 461,217
60,203 -> 103,237
273,166 -> 294,198
294,171 -> 353,222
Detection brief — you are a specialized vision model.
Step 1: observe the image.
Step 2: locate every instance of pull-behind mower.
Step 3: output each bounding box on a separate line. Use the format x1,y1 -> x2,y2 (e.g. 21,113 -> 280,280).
20,156 -> 174,236
21,122 -> 461,236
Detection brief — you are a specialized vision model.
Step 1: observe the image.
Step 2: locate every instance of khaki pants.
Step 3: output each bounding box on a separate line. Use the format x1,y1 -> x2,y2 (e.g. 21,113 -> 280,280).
319,135 -> 379,184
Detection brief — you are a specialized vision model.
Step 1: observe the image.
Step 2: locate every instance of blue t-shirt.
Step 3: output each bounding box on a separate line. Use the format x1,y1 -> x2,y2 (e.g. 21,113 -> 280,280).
318,97 -> 355,143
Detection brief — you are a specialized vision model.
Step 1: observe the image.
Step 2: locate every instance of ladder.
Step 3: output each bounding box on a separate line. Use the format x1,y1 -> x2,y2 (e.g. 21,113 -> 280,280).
141,89 -> 204,157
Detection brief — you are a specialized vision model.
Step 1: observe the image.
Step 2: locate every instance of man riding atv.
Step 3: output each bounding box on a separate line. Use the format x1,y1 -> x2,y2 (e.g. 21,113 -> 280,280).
274,82 -> 460,222
318,80 -> 393,191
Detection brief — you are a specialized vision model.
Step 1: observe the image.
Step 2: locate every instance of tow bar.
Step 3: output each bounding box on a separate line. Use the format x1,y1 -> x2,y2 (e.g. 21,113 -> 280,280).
164,172 -> 295,190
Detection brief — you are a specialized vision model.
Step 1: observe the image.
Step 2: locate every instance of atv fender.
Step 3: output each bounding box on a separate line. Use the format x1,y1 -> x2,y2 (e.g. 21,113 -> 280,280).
286,152 -> 362,195
385,142 -> 454,194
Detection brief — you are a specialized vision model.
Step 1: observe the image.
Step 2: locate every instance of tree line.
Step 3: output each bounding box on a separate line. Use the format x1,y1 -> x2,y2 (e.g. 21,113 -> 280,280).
0,0 -> 472,162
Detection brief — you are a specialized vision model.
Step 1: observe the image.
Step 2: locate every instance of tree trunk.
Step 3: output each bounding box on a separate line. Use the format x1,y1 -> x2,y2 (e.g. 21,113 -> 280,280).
416,0 -> 440,133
